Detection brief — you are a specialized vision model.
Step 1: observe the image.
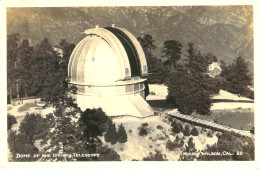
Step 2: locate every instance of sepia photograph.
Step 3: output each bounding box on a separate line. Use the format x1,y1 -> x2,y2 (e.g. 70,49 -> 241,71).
1,0 -> 259,168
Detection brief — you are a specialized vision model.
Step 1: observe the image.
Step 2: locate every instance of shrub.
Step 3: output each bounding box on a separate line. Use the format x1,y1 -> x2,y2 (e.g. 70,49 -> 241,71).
207,130 -> 213,138
139,127 -> 148,136
172,125 -> 180,134
175,135 -> 179,142
128,129 -> 132,133
143,151 -> 167,161
171,121 -> 177,127
166,140 -> 178,151
166,136 -> 184,151
183,125 -> 190,136
177,122 -> 183,132
117,124 -> 127,143
190,127 -> 199,136
157,125 -> 163,130
142,122 -> 148,127
7,114 -> 17,130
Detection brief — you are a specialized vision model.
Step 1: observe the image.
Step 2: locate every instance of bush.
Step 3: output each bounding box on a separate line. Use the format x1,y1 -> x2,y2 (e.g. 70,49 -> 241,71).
190,127 -> 199,136
139,127 -> 148,136
117,124 -> 127,143
170,121 -> 177,127
183,124 -> 190,136
157,125 -> 163,130
166,135 -> 184,151
143,151 -> 167,161
177,122 -> 183,132
207,130 -> 213,138
142,122 -> 148,127
172,125 -> 180,134
7,114 -> 17,130
166,140 -> 178,151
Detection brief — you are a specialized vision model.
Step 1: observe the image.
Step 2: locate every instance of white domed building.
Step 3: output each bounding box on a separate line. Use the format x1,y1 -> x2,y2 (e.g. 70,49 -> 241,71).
68,26 -> 154,117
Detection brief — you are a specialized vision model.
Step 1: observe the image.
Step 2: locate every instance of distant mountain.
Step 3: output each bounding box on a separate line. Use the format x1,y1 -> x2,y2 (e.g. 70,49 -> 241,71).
7,6 -> 253,73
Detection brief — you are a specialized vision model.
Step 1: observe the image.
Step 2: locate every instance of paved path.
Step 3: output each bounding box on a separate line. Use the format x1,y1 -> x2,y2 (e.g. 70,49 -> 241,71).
165,110 -> 254,138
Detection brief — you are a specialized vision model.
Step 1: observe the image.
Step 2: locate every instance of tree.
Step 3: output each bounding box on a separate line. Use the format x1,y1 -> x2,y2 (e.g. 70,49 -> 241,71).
7,114 -> 17,130
221,56 -> 253,99
166,43 -> 219,115
104,120 -> 117,145
161,40 -> 182,68
146,57 -> 166,84
16,39 -> 34,97
40,108 -> 88,161
79,108 -> 109,139
197,132 -> 254,161
7,33 -> 20,102
117,123 -> 128,143
8,130 -> 40,162
56,39 -> 75,73
138,34 -> 166,84
166,64 -> 196,115
19,113 -> 46,145
30,37 -> 59,97
137,34 -> 156,57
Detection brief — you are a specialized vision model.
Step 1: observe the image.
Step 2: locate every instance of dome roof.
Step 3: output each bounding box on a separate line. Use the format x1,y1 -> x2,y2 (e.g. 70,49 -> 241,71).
68,27 -> 148,86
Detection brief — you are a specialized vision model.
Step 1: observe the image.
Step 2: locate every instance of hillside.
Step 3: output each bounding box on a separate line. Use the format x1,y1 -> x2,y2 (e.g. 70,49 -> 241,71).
7,6 -> 253,73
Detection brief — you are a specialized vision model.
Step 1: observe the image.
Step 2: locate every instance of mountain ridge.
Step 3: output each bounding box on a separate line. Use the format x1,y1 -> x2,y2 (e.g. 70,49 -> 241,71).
7,6 -> 253,72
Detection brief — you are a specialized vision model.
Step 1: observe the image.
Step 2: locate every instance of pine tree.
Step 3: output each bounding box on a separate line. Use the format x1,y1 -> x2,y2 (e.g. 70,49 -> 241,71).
16,39 -> 33,97
117,123 -> 128,143
162,40 -> 182,68
138,34 -> 166,84
7,114 -> 17,130
8,130 -> 40,162
7,33 -> 20,102
30,37 -> 59,97
56,39 -> 76,73
104,121 -> 117,145
79,108 -> 109,139
221,56 -> 253,98
166,43 -> 219,115
146,57 -> 166,84
137,34 -> 156,56
166,64 -> 196,115
19,113 -> 46,145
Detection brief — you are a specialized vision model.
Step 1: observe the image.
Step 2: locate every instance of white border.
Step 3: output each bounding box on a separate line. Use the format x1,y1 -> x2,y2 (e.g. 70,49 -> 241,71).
1,0 -> 259,169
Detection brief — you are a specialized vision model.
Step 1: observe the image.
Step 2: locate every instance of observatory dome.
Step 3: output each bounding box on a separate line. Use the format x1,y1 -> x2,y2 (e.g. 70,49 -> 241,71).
68,26 -> 154,117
